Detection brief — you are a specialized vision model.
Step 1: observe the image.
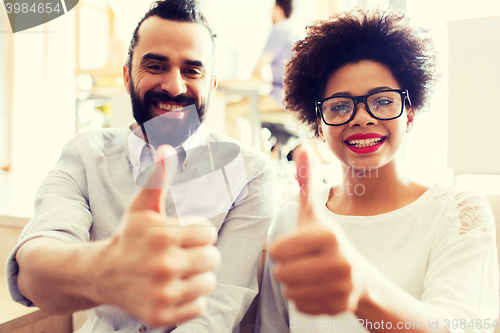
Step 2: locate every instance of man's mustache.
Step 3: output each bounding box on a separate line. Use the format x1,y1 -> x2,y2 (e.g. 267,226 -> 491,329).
143,90 -> 198,107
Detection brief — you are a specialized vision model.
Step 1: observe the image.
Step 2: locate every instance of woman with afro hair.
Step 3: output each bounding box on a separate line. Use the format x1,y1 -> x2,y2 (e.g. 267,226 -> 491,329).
256,7 -> 498,333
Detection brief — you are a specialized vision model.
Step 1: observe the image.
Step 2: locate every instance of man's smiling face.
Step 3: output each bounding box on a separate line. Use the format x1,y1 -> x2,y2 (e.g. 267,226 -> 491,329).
123,16 -> 217,146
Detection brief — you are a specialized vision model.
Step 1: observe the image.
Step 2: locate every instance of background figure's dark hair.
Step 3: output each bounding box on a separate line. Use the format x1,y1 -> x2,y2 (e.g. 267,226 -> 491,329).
283,7 -> 439,137
126,0 -> 216,71
276,0 -> 293,18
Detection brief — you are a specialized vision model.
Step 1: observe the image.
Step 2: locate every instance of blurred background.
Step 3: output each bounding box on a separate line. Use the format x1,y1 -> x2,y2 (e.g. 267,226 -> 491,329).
0,0 -> 500,217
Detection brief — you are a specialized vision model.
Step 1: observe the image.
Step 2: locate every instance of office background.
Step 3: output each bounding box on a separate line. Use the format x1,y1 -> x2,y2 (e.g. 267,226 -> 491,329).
0,0 -> 500,217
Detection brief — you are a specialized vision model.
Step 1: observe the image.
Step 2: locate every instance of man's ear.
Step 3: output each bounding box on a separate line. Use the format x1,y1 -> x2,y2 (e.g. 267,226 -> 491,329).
406,107 -> 415,133
212,75 -> 218,92
210,75 -> 218,98
123,65 -> 131,95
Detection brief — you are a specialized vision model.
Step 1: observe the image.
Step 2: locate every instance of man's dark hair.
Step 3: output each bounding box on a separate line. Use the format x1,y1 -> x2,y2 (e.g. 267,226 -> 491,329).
125,0 -> 216,71
283,8 -> 439,137
276,0 -> 293,19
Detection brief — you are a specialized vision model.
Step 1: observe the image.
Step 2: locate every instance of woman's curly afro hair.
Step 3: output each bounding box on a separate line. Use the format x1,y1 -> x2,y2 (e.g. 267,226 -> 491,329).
283,7 -> 439,137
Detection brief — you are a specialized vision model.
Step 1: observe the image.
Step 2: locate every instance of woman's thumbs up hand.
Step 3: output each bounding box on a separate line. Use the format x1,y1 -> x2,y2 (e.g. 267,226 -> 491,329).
270,148 -> 365,316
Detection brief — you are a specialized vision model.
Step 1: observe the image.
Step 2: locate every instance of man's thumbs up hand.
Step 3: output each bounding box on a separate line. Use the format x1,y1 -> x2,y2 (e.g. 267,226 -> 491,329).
91,145 -> 221,327
128,144 -> 177,214
270,147 -> 365,316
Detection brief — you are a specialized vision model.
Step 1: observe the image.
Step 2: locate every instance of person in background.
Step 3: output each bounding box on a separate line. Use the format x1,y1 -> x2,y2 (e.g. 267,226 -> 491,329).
6,1 -> 275,332
252,0 -> 299,106
257,7 -> 498,333
225,0 -> 299,142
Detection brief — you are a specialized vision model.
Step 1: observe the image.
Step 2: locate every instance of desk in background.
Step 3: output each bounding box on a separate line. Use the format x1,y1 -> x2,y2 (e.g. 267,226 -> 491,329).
218,79 -> 274,149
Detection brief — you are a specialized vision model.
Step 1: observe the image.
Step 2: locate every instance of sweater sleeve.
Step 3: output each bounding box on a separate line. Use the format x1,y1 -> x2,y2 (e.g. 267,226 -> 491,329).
422,190 -> 499,333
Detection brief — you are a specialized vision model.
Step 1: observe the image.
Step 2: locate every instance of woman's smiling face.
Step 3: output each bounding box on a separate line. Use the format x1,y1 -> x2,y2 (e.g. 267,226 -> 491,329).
318,60 -> 414,171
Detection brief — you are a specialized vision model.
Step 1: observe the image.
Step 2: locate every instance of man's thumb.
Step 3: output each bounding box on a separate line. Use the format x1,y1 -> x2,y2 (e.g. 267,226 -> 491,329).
130,145 -> 178,214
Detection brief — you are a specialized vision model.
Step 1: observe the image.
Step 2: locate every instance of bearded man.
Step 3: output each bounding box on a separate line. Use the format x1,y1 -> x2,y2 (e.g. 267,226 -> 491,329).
6,1 -> 275,332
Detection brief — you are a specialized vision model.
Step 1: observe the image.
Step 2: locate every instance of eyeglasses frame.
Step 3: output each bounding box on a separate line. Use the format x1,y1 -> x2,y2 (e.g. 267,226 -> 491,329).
315,89 -> 411,126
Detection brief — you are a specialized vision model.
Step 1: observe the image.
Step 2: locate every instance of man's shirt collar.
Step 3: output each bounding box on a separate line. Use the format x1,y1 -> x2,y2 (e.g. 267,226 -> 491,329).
127,123 -> 207,180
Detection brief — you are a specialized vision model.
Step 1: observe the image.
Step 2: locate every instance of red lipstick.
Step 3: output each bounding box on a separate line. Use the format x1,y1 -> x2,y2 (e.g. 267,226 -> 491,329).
344,133 -> 386,154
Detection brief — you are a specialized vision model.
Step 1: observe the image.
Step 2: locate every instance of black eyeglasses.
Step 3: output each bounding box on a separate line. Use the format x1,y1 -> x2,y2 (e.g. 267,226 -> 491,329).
315,89 -> 411,126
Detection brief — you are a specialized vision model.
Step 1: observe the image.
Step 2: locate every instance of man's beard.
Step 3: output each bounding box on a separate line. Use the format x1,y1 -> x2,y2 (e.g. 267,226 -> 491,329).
129,77 -> 209,148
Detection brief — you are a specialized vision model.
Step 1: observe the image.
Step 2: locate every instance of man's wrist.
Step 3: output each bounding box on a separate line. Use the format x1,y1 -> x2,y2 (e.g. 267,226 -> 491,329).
81,238 -> 115,306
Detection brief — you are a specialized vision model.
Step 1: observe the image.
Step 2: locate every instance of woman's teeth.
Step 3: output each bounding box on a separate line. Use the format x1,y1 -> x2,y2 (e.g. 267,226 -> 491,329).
347,138 -> 384,147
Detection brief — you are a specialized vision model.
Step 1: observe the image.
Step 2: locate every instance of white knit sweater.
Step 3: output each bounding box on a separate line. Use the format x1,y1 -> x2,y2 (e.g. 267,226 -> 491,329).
257,183 -> 499,333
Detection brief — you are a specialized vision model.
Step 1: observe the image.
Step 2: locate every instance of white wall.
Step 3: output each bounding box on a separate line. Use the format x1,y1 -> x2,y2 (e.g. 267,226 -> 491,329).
0,7 -> 10,169
405,0 -> 500,188
448,16 -> 500,175
3,9 -> 77,216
